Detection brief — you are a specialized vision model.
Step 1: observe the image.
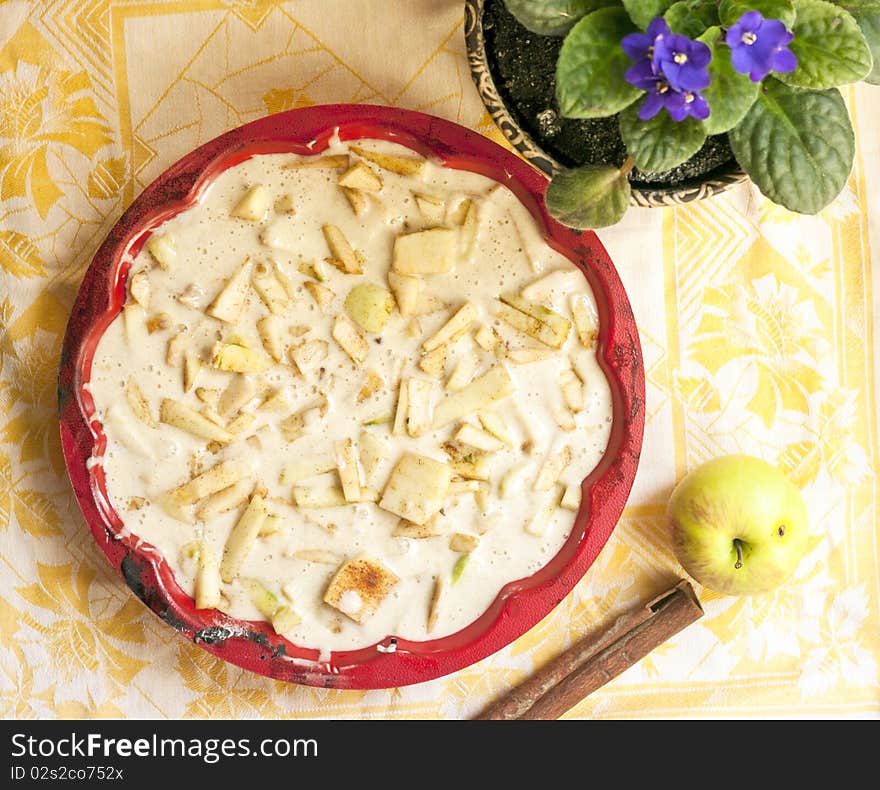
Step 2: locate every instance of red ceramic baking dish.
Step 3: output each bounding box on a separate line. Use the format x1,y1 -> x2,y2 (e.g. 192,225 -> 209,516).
58,104 -> 645,689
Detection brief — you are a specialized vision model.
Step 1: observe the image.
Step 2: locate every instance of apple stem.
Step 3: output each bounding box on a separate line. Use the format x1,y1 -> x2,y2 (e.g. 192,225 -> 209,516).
734,539 -> 743,570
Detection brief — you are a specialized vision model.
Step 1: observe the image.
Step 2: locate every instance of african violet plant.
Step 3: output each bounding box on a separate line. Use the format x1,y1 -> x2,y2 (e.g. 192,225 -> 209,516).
504,0 -> 879,228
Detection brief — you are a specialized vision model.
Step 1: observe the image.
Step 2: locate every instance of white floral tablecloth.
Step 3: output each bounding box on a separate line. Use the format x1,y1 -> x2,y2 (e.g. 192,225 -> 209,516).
1,0 -> 878,718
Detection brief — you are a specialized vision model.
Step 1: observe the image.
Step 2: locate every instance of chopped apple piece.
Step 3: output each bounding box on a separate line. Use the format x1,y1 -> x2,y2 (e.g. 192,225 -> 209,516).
387,270 -> 423,317
473,324 -> 497,351
128,270 -> 150,308
551,404 -> 577,432
279,454 -> 336,485
293,486 -> 347,508
349,144 -> 425,176
561,484 -> 581,511
123,304 -> 147,347
146,232 -> 176,270
526,489 -> 562,536
125,379 -> 155,427
272,605 -> 301,635
392,514 -> 447,538
446,196 -> 471,226
293,549 -> 341,565
146,312 -> 172,333
289,339 -> 328,377
406,318 -> 423,339
165,459 -> 252,506
521,269 -> 581,302
341,186 -> 368,216
423,302 -> 478,352
560,369 -> 585,412
334,438 -> 362,502
534,446 -> 573,491
183,352 -> 201,393
445,352 -> 478,392
242,578 -> 278,620
571,295 -> 599,348
304,280 -> 335,313
226,411 -> 255,435
433,365 -> 514,428
345,283 -> 395,332
231,185 -> 269,222
261,219 -> 297,251
338,161 -> 382,192
427,575 -> 445,632
211,341 -> 269,373
332,315 -> 369,365
195,543 -> 221,610
442,441 -> 492,480
455,423 -> 504,452
414,193 -> 446,224
323,557 -> 399,624
358,431 -> 387,484
460,199 -> 480,258
418,345 -> 448,378
506,346 -> 556,364
207,259 -> 253,323
379,452 -> 451,525
160,398 -> 233,443
392,380 -> 409,436
217,375 -> 256,418
195,387 -> 219,406
274,193 -> 296,214
195,479 -> 253,521
166,332 -> 188,366
448,478 -> 481,495
298,260 -> 327,282
474,482 -> 492,514
478,411 -> 513,445
497,294 -> 571,349
392,227 -> 455,275
259,389 -> 289,413
256,315 -> 284,362
449,533 -> 479,553
500,461 -> 530,499
350,371 -> 381,405
322,224 -> 362,274
252,262 -> 289,315
177,284 -> 204,309
284,154 -> 349,170
405,378 -> 433,438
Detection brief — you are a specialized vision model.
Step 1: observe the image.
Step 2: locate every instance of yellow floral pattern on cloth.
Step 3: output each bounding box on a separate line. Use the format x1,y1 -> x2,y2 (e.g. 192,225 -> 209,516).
1,1 -> 877,719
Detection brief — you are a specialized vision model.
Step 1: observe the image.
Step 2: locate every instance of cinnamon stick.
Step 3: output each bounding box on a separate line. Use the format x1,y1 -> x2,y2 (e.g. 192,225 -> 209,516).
476,580 -> 703,720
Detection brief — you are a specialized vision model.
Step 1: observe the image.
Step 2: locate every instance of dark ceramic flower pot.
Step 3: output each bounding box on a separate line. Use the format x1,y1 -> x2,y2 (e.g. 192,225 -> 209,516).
465,0 -> 749,207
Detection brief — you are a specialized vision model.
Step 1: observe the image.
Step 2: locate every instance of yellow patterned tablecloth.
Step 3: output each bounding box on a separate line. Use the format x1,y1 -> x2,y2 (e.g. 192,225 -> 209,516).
1,1 -> 878,720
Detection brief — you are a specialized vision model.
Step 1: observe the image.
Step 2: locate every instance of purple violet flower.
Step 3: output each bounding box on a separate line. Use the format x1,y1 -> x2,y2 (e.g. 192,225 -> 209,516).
726,11 -> 797,82
622,17 -> 712,122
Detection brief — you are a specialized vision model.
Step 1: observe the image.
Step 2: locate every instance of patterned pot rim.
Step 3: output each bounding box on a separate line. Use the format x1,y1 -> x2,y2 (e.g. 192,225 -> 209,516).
464,0 -> 749,207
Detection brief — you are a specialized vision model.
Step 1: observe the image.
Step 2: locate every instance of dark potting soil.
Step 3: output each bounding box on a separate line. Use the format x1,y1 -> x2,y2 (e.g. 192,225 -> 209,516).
482,0 -> 737,188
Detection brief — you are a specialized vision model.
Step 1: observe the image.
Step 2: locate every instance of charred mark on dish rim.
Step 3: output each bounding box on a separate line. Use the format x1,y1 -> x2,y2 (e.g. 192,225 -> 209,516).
121,553 -> 189,633
194,626 -> 233,645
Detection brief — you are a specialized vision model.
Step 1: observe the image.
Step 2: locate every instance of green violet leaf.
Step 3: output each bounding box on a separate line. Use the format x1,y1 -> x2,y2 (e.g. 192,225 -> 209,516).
503,0 -> 614,36
718,0 -> 795,28
665,0 -> 720,37
619,102 -> 708,173
831,0 -> 880,84
556,7 -> 640,118
698,27 -> 760,134
545,164 -> 632,229
621,0 -> 678,28
777,0 -> 873,89
729,79 -> 854,214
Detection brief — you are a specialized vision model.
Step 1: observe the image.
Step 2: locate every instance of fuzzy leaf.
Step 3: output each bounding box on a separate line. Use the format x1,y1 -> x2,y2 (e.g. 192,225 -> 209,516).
503,0 -> 612,35
832,0 -> 880,83
729,79 -> 854,213
618,102 -> 708,172
545,164 -> 632,228
778,0 -> 873,89
622,0 -> 677,28
665,0 -> 720,36
718,0 -> 795,27
556,8 -> 641,118
699,27 -> 760,134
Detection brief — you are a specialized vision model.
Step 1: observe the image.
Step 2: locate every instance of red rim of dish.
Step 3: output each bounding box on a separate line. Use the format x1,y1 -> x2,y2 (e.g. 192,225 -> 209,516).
58,104 -> 645,690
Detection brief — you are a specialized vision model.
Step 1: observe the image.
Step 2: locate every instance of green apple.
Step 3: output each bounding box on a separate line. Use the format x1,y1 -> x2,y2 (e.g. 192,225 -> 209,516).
667,454 -> 809,595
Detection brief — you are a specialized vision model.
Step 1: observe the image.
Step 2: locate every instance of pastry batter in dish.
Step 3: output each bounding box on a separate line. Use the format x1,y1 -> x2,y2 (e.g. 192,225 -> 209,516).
88,136 -> 612,651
